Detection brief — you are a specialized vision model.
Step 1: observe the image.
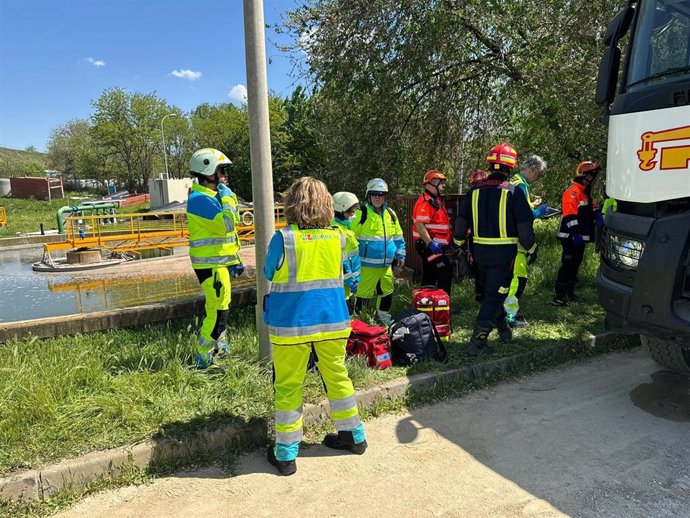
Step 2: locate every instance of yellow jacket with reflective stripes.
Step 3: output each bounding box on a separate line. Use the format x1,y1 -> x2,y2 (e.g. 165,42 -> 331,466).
187,183 -> 241,269
264,225 -> 351,345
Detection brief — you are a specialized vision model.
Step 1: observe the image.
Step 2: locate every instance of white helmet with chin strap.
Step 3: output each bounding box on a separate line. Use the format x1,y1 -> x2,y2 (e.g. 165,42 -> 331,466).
332,192 -> 359,213
189,148 -> 232,177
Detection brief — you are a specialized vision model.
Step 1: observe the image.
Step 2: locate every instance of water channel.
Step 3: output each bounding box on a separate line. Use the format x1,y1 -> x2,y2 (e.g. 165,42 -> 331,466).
0,246 -> 254,323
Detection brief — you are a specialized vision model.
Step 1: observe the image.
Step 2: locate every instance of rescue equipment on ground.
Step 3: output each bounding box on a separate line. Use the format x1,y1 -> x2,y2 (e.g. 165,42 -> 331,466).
412,287 -> 452,341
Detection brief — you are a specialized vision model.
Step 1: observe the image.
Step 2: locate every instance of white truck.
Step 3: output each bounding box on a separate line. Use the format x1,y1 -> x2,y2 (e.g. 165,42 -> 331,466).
596,0 -> 690,371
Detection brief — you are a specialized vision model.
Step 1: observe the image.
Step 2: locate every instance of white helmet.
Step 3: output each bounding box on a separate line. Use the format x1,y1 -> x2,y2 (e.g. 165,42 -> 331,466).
332,192 -> 359,213
365,178 -> 388,196
189,148 -> 232,177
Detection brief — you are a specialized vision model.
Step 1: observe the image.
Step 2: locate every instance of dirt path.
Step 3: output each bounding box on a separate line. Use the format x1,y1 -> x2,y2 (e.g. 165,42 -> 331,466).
57,349 -> 690,518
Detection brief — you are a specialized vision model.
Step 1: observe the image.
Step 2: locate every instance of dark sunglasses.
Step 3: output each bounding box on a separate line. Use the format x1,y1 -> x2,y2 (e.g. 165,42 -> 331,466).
369,192 -> 386,197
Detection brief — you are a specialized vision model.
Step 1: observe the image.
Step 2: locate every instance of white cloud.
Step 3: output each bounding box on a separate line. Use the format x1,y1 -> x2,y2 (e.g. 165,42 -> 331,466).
86,57 -> 106,67
228,84 -> 248,104
171,69 -> 202,81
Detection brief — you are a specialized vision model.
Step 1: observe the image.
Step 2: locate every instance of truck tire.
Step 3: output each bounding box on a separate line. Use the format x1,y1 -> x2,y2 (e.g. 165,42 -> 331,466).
642,335 -> 690,373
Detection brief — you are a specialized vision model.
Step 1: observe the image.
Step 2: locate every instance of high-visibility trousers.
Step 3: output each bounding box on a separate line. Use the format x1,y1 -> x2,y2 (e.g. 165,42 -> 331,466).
504,251 -> 528,322
357,265 -> 394,300
195,266 -> 231,357
273,339 -> 363,461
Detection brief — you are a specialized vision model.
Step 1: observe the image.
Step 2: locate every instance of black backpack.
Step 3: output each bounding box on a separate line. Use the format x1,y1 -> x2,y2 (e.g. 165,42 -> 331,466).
389,308 -> 448,366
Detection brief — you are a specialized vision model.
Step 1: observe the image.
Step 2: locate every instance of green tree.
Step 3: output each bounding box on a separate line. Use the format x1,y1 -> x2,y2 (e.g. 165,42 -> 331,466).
283,0 -> 621,201
91,88 -> 177,192
46,119 -> 105,181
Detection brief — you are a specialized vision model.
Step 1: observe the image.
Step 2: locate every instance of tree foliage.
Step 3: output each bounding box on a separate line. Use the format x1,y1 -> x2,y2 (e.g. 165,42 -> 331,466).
283,0 -> 622,201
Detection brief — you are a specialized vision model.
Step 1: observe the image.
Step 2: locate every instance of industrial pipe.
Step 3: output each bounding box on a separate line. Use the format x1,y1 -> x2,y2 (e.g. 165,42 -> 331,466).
56,203 -> 117,233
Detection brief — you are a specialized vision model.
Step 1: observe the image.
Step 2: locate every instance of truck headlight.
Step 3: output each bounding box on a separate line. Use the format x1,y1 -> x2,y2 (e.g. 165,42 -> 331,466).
616,239 -> 644,268
603,232 -> 645,270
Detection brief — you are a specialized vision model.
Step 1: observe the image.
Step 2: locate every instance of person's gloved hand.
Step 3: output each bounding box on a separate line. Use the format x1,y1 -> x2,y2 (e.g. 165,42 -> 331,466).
217,183 -> 233,199
229,263 -> 245,278
573,234 -> 585,246
528,245 -> 539,265
595,212 -> 605,228
427,242 -> 443,255
350,281 -> 358,295
534,204 -> 549,218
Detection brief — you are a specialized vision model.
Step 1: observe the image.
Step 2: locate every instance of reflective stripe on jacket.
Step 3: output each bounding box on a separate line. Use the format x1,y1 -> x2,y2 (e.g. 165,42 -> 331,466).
187,183 -> 241,269
556,181 -> 596,242
331,218 -> 362,295
264,225 -> 351,345
412,191 -> 452,245
352,204 -> 406,268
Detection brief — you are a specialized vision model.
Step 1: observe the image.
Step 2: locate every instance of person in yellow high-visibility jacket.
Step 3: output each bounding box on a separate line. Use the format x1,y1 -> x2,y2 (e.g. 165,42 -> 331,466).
186,148 -> 243,368
351,178 -> 406,325
263,177 -> 367,477
503,155 -> 548,328
331,191 -> 362,313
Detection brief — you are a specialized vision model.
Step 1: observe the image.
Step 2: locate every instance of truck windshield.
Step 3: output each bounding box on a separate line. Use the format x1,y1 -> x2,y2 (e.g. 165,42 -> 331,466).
626,0 -> 690,91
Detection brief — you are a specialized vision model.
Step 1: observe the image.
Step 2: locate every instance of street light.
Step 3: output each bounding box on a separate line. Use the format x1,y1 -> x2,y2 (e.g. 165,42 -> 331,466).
160,113 -> 178,178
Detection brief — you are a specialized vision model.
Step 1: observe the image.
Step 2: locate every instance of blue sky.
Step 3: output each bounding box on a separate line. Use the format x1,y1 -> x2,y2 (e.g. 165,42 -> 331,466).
0,0 -> 304,151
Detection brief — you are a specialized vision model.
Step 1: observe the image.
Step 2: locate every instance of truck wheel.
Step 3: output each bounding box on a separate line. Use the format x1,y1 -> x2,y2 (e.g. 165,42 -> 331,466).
642,335 -> 690,374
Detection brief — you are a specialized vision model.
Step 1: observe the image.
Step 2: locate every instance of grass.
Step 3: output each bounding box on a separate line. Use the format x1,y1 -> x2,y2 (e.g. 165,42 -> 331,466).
0,193 -> 150,236
0,219 -> 612,478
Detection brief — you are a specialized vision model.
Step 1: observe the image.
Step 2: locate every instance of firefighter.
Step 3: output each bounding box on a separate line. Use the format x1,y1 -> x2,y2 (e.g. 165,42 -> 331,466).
553,161 -> 603,305
351,178 -> 406,325
264,177 -> 366,477
331,191 -> 362,313
453,143 -> 537,356
413,170 -> 453,295
503,155 -> 549,327
186,148 -> 244,368
467,170 -> 490,302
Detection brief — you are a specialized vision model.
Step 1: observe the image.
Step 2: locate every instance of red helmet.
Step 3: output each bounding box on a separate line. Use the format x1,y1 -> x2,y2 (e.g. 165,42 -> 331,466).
486,142 -> 518,169
423,169 -> 448,185
469,169 -> 490,185
574,161 -> 602,178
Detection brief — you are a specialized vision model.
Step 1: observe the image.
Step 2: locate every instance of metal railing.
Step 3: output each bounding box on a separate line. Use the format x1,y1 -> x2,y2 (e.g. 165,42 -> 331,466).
42,207 -> 287,257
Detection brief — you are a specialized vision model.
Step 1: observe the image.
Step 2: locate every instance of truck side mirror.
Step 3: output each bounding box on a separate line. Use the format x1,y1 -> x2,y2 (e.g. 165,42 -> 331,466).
604,6 -> 634,46
596,46 -> 621,107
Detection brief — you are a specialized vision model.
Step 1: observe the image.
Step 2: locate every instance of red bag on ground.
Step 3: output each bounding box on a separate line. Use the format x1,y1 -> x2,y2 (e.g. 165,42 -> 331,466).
346,319 -> 393,369
412,287 -> 451,341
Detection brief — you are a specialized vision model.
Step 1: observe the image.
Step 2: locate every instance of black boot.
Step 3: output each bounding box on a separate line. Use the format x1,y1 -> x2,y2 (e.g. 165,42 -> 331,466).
566,282 -> 584,303
552,282 -> 569,306
495,318 -> 513,344
467,326 -> 494,357
323,430 -> 368,455
267,446 -> 297,476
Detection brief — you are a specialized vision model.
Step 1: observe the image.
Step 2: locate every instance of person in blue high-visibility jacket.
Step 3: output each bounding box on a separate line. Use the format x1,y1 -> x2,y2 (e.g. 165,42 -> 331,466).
186,148 -> 244,368
264,177 -> 366,477
351,178 -> 405,325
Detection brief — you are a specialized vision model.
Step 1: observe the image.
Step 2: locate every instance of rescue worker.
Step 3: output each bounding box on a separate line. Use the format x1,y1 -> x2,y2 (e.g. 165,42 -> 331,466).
553,161 -> 603,305
264,177 -> 366,477
454,143 -> 537,356
413,170 -> 453,295
186,148 -> 244,368
331,192 -> 362,313
352,178 -> 406,325
503,155 -> 549,327
467,169 -> 490,302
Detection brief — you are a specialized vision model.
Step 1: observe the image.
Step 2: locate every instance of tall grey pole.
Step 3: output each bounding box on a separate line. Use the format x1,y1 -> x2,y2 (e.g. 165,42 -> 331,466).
160,113 -> 177,178
244,0 -> 275,361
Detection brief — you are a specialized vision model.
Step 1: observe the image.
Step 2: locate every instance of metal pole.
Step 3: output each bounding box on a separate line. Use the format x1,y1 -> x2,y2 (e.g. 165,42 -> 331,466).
244,0 -> 275,361
160,113 -> 177,178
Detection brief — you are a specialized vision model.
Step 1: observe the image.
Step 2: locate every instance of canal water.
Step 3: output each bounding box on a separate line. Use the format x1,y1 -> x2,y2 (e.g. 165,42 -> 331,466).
0,247 -> 253,323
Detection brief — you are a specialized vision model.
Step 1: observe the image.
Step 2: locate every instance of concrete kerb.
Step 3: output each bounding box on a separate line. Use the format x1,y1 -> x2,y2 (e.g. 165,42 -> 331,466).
0,330 -> 638,502
0,287 -> 257,344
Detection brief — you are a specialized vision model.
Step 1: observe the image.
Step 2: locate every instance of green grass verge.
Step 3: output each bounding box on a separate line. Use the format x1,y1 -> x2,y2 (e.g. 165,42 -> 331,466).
0,194 -> 150,236
0,219 -> 612,477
